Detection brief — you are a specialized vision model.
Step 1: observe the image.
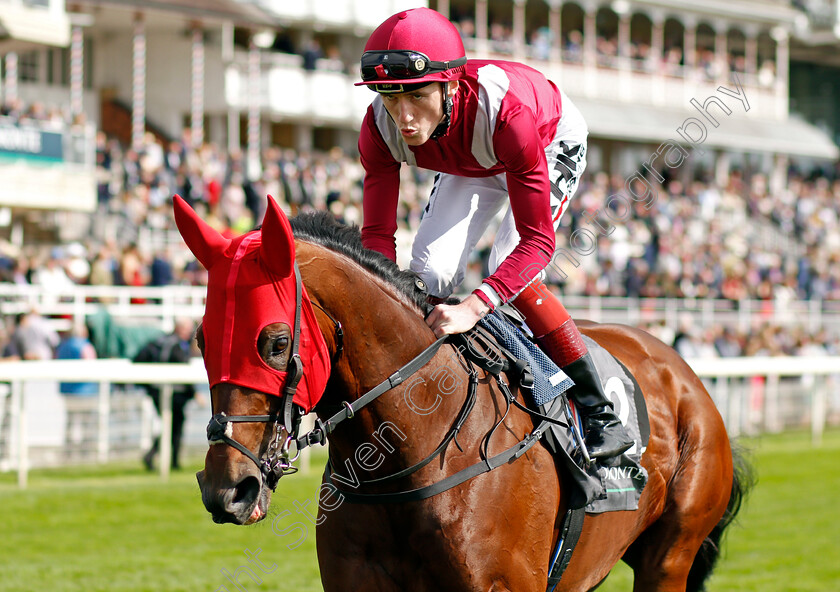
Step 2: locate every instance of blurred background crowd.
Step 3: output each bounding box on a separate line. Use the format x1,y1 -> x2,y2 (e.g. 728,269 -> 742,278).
1,96 -> 839,363
0,0 -> 838,476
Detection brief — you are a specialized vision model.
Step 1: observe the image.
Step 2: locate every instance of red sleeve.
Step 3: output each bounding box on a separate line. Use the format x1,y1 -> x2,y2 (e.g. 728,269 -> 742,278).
483,104 -> 556,302
359,107 -> 401,262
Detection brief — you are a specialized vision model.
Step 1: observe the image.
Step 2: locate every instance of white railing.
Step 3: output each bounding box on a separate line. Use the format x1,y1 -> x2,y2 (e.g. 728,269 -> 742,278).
2,283 -> 839,336
1,355 -> 838,488
0,359 -> 207,488
225,51 -> 784,128
224,61 -> 373,126
254,0 -> 421,29
560,294 -> 840,336
0,284 -> 208,332
687,356 -> 840,442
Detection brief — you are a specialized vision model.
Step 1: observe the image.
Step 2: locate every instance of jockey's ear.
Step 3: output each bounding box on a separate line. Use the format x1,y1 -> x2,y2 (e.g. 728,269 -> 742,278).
259,195 -> 295,278
173,194 -> 230,269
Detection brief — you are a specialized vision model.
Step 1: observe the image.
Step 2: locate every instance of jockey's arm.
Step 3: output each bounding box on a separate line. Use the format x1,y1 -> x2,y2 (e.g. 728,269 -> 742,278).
474,105 -> 557,304
359,110 -> 402,261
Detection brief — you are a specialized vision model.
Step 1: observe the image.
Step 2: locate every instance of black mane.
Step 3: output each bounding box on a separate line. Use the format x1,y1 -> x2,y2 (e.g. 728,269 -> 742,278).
289,211 -> 429,311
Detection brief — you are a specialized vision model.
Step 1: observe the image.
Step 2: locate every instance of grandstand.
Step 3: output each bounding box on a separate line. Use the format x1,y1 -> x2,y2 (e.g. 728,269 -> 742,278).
0,0 -> 839,474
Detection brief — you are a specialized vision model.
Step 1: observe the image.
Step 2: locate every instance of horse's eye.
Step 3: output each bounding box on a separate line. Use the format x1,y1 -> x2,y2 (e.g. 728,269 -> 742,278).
271,336 -> 289,356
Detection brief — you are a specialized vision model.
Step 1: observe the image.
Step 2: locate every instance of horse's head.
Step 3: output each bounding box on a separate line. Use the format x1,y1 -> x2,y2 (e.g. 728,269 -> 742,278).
174,195 -> 331,525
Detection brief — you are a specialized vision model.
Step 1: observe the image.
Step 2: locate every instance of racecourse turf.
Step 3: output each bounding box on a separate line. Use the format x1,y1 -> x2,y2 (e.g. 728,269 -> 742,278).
1,429 -> 838,592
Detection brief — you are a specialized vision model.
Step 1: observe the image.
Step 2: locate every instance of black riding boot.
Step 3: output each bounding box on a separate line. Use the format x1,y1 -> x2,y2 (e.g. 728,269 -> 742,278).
562,353 -> 633,461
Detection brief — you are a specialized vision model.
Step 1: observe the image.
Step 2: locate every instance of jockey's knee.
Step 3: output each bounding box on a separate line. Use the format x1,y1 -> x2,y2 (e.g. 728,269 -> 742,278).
414,266 -> 459,300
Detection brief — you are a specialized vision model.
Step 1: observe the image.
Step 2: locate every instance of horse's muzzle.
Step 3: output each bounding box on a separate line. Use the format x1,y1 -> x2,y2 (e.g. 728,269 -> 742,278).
196,469 -> 263,525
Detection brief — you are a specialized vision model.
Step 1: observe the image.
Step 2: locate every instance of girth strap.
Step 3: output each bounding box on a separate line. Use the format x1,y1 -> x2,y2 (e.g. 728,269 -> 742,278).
546,506 -> 586,591
323,419 -> 550,504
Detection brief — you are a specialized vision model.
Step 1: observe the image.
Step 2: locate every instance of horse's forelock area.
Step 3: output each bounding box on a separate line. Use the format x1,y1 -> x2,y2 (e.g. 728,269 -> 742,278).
288,211 -> 429,311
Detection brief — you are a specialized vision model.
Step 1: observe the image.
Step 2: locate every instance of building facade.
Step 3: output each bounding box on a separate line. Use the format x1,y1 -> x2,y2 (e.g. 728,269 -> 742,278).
1,0 -> 838,195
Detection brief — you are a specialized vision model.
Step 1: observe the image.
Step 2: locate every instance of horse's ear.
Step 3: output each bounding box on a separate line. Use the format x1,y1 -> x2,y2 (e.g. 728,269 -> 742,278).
173,194 -> 230,269
259,195 -> 295,278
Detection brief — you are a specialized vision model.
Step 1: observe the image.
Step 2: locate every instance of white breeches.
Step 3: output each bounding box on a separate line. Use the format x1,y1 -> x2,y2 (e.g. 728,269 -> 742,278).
409,94 -> 588,299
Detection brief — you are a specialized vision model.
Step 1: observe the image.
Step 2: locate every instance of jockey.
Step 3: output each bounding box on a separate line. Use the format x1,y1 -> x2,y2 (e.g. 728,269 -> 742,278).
356,8 -> 632,460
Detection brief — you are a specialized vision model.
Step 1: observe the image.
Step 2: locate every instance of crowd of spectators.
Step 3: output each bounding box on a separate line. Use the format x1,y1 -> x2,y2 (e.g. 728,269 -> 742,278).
0,97 -> 76,129
1,92 -> 839,359
267,9 -> 780,86
266,31 -> 349,74
644,320 -> 839,360
555,168 -> 840,304
1,94 -> 92,130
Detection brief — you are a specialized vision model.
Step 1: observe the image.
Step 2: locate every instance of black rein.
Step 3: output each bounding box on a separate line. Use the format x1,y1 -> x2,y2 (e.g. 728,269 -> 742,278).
204,264 -> 555,499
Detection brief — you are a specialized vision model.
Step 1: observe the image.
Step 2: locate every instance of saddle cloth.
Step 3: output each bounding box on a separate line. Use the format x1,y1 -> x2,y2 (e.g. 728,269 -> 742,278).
476,310 -> 649,513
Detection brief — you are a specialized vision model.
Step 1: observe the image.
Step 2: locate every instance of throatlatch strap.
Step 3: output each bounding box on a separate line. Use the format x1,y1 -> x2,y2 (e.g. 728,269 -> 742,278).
279,265 -> 304,434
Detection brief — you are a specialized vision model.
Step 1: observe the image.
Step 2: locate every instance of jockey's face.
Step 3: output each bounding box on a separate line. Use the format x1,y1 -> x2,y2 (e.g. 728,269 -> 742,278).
380,81 -> 458,146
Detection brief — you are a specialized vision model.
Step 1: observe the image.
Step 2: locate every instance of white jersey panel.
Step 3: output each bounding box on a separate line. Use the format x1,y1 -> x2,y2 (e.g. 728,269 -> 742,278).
472,64 -> 511,170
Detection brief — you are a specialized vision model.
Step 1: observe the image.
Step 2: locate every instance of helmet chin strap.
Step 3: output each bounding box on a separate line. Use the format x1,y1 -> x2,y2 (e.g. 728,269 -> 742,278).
430,82 -> 453,140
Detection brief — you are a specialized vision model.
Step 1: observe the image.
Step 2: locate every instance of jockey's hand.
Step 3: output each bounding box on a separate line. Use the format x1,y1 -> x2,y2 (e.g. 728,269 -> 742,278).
425,293 -> 491,338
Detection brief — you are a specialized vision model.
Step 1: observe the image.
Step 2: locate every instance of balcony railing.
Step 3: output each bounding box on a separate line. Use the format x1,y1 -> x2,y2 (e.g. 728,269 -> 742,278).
226,47 -> 783,127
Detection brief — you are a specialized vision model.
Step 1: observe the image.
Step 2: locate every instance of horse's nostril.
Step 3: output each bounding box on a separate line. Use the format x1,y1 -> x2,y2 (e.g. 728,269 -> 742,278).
233,475 -> 261,507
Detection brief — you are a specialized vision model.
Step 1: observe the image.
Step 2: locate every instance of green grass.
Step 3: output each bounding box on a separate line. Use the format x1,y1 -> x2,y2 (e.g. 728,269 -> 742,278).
599,429 -> 840,592
0,458 -> 326,592
2,430 -> 839,591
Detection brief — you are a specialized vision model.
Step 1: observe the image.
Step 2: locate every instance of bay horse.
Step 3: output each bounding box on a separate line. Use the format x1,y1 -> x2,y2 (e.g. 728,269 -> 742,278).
175,195 -> 750,592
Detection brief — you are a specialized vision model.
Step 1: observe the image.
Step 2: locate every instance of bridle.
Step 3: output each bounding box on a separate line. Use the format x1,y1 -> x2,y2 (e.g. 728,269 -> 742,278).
205,264 -> 322,490
203,263 -> 569,497
201,257 -> 453,492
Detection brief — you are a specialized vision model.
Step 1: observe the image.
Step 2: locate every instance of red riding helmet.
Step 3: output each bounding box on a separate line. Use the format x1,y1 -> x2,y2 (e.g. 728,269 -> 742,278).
356,7 -> 467,93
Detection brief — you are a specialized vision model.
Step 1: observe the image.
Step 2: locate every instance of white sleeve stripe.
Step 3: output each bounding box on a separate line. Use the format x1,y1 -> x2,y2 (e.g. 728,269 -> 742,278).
472,64 -> 510,169
477,283 -> 503,307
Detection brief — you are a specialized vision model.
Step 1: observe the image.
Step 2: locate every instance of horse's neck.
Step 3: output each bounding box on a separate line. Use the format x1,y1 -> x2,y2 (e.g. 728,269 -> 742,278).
296,243 -> 461,462
297,242 -> 433,387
